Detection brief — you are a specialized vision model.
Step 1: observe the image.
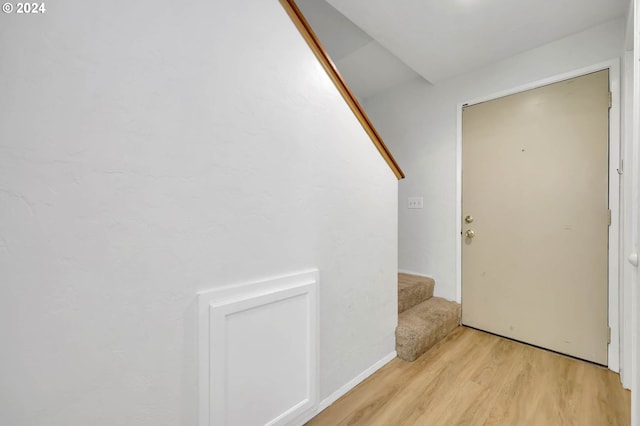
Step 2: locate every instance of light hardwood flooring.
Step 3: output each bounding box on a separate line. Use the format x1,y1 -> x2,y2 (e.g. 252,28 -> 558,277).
307,327 -> 630,426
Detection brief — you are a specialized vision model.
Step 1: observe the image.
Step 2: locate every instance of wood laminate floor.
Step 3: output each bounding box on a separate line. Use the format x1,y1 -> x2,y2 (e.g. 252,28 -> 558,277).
307,327 -> 630,426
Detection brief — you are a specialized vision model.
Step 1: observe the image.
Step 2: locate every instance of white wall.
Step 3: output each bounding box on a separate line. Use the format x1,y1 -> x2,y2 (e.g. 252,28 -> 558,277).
0,0 -> 398,424
364,18 -> 626,301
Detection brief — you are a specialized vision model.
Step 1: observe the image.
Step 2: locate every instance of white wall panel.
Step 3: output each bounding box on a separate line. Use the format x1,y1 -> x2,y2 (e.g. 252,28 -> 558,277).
199,271 -> 318,426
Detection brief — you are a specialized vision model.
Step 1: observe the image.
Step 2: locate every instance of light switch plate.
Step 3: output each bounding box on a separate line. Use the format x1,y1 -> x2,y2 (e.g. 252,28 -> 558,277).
408,197 -> 423,209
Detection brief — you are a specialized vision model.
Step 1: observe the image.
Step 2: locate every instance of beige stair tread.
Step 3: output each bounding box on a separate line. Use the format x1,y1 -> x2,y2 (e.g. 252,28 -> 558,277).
396,297 -> 461,362
398,273 -> 435,314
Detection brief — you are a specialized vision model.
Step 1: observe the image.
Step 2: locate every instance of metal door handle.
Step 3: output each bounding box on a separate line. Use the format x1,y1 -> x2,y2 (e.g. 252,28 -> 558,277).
465,230 -> 475,238
465,215 -> 474,223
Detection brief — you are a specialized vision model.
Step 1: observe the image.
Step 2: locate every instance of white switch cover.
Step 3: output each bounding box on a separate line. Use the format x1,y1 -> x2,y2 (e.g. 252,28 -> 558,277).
408,197 -> 423,209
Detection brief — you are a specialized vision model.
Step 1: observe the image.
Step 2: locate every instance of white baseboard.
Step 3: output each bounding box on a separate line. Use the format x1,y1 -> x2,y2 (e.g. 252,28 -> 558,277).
317,351 -> 397,413
290,351 -> 397,425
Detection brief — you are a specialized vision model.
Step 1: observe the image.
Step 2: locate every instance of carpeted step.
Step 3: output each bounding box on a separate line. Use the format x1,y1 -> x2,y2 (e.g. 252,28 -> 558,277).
398,273 -> 435,314
396,297 -> 461,362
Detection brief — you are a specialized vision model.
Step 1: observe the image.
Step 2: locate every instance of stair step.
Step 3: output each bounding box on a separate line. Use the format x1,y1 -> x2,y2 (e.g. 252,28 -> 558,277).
398,273 -> 434,314
396,297 -> 461,362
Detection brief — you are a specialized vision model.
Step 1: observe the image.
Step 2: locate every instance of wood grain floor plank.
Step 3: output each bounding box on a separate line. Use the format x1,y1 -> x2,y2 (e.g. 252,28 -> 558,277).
307,327 -> 630,426
369,328 -> 498,426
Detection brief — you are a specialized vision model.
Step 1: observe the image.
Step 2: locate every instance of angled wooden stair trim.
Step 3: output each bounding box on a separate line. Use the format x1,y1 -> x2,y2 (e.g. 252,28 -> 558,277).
280,0 -> 405,180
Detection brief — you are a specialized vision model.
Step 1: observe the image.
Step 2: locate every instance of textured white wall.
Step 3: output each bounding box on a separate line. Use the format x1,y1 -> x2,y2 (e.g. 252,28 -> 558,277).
364,18 -> 625,301
0,0 -> 398,424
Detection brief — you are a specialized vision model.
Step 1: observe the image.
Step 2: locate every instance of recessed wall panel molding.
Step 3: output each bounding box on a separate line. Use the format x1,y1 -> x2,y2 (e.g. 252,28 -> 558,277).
198,270 -> 319,426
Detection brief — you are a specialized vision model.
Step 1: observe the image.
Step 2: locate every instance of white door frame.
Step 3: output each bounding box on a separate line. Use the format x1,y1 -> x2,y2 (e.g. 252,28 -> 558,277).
631,1 -> 640,423
455,59 -> 622,372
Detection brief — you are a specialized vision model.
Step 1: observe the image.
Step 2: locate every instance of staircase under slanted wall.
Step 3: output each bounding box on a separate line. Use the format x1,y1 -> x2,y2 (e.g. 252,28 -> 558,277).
396,273 -> 461,361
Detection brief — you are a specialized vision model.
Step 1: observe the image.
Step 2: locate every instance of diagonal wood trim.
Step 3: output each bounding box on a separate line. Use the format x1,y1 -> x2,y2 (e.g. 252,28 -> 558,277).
280,0 -> 405,180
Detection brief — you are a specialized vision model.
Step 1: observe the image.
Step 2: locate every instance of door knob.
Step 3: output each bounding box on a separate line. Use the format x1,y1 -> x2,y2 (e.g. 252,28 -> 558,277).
464,215 -> 474,223
465,230 -> 475,238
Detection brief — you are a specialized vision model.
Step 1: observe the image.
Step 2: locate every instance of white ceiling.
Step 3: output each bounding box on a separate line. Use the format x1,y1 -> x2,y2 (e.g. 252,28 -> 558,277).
333,41 -> 421,100
296,0 -> 422,100
326,0 -> 629,84
297,0 -> 629,100
295,0 -> 372,62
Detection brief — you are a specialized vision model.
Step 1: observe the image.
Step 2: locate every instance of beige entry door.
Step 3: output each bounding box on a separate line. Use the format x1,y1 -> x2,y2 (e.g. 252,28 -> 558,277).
461,70 -> 610,365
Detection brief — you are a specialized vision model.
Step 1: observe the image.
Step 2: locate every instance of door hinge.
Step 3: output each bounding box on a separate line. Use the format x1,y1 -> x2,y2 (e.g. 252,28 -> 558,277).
608,327 -> 611,344
608,209 -> 612,226
608,92 -> 613,109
